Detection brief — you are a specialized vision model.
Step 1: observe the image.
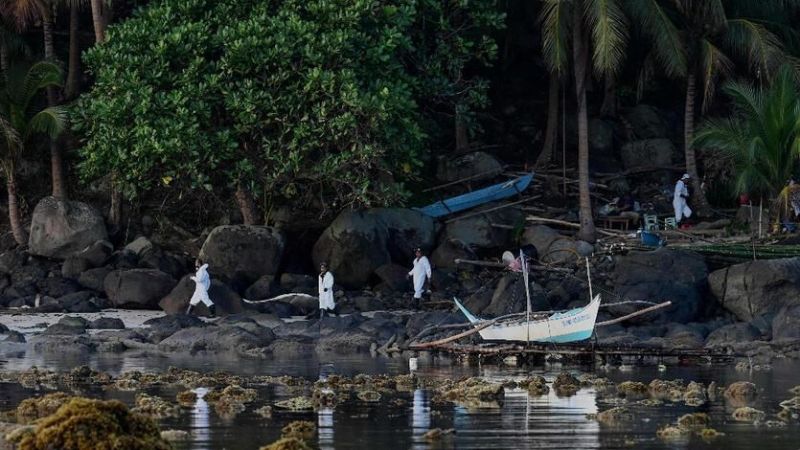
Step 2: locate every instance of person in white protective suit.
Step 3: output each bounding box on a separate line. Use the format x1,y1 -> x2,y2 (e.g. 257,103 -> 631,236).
673,173 -> 692,224
318,262 -> 336,318
187,261 -> 215,316
407,247 -> 432,310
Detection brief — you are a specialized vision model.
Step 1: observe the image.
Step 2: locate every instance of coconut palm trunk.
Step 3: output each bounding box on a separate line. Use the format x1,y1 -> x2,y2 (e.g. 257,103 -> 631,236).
536,75 -> 559,168
65,3 -> 80,99
5,161 -> 26,245
235,184 -> 258,225
683,73 -> 711,216
572,10 -> 596,243
90,0 -> 106,43
0,37 -> 7,76
41,7 -> 67,200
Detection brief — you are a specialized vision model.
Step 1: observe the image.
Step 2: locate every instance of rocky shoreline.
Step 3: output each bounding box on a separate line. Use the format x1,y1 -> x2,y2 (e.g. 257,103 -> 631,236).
1,191 -> 799,365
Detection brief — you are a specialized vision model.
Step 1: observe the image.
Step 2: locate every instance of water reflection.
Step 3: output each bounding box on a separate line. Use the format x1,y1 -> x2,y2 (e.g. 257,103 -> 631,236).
318,407 -> 334,449
410,389 -> 431,449
190,387 -> 212,450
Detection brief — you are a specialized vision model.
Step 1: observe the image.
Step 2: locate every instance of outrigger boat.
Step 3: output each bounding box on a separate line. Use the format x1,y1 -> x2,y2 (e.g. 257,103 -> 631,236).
415,173 -> 533,218
453,253 -> 601,344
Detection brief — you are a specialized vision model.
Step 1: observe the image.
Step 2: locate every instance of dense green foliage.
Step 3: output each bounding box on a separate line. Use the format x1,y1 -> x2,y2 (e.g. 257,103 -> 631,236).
695,65 -> 800,200
73,0 -> 502,216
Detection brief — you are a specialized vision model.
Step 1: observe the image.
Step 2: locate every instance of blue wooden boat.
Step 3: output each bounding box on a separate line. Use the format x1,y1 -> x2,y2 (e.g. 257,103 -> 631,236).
414,173 -> 534,218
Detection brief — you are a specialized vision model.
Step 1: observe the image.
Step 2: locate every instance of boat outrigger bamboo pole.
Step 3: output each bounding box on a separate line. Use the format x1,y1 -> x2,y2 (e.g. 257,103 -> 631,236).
523,249 -> 532,345
585,257 -> 593,300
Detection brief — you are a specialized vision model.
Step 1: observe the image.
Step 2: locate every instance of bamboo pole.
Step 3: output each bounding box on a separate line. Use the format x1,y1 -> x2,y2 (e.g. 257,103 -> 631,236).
454,258 -> 572,273
444,195 -> 541,224
595,301 -> 672,327
526,216 -> 625,237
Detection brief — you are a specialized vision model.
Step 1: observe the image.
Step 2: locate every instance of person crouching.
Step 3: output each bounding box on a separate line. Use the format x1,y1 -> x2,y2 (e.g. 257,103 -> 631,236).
318,262 -> 336,318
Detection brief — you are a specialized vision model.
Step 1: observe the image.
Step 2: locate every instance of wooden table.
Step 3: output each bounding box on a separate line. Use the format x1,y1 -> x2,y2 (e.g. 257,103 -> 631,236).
600,216 -> 632,231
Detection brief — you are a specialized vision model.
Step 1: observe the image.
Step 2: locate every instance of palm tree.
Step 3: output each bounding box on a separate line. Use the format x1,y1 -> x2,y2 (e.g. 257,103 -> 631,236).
540,0 -> 628,242
0,62 -> 67,244
626,0 -> 798,217
2,0 -> 68,199
694,65 -> 800,207
64,0 -> 83,99
89,0 -> 105,43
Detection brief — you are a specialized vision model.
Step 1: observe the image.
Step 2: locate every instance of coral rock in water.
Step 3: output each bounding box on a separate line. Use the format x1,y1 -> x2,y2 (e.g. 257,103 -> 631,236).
724,382 -> 758,402
259,437 -> 312,450
13,393 -> 73,425
677,413 -> 710,430
594,407 -> 634,424
281,420 -> 316,441
16,397 -> 171,450
731,406 -> 766,422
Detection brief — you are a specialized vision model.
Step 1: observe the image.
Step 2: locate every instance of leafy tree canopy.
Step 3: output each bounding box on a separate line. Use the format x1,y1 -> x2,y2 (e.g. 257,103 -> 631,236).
73,0 -> 503,217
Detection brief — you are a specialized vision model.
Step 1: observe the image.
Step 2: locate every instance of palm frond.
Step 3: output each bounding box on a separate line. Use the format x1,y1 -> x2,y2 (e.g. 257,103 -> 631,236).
26,105 -> 67,140
625,0 -> 687,78
539,0 -> 572,75
19,61 -> 62,109
695,64 -> 800,199
1,0 -> 46,31
0,114 -> 21,159
584,0 -> 628,75
725,18 -> 786,78
699,38 -> 733,112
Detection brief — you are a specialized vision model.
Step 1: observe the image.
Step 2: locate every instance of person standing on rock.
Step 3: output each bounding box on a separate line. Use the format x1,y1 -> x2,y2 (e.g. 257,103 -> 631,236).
187,260 -> 215,316
318,262 -> 336,318
673,173 -> 692,226
407,247 -> 432,310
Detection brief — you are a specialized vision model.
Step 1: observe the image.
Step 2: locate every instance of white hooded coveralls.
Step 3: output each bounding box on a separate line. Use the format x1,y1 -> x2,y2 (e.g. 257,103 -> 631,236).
318,271 -> 335,311
189,263 -> 213,307
673,179 -> 692,222
409,256 -> 432,299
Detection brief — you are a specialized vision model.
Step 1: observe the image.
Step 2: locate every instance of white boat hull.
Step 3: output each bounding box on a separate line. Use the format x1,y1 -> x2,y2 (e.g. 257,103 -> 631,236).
455,294 -> 602,343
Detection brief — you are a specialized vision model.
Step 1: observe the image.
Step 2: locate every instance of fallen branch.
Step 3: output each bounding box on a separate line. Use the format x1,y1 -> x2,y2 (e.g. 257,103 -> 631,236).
454,258 -> 572,273
409,319 -> 498,349
595,165 -> 683,182
423,166 -> 508,193
595,301 -> 672,327
526,216 -> 626,237
242,293 -> 316,303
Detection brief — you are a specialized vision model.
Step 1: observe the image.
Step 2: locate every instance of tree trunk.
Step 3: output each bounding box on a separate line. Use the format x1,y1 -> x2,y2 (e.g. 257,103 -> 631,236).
572,10 -> 596,243
65,3 -> 80,99
683,74 -> 711,217
0,37 -> 8,78
90,0 -> 106,43
455,110 -> 469,152
6,162 -> 26,246
536,75 -> 559,168
42,8 -> 68,200
600,76 -> 617,117
108,178 -> 122,227
235,184 -> 258,225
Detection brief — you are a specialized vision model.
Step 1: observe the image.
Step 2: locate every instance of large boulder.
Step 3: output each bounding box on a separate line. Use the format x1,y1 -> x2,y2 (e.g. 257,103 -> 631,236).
482,274 -> 548,317
772,305 -> 800,341
623,104 -> 669,139
199,225 -> 285,290
435,151 -> 503,183
431,239 -> 477,269
522,225 -> 591,264
28,197 -> 108,259
709,258 -> 800,321
104,269 -> 176,308
442,215 -> 507,250
619,139 -> 675,170
312,209 -> 435,288
158,275 -> 244,317
705,323 -> 761,348
611,248 -> 708,323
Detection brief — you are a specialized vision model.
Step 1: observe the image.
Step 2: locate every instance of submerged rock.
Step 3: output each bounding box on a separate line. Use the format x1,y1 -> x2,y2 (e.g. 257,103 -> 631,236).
732,406 -> 766,422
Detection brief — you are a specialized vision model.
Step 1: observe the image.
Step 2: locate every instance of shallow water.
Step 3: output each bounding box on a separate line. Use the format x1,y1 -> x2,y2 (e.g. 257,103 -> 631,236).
0,349 -> 798,450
